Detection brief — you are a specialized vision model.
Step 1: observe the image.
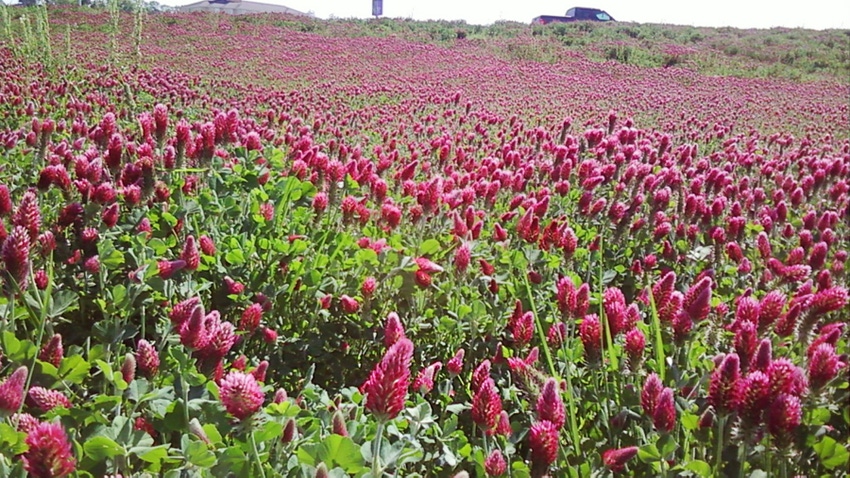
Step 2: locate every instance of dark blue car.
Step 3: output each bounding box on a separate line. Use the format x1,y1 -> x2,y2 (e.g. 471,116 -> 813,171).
532,7 -> 615,25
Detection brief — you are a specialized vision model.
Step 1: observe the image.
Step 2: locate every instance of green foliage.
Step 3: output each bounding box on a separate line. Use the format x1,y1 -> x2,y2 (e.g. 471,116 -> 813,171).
0,6 -> 846,478
276,15 -> 849,82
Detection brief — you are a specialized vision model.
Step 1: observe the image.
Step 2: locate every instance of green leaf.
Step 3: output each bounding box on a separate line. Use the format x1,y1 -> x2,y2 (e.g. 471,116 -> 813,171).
684,460 -> 712,477
110,285 -> 127,307
680,412 -> 699,431
657,434 -> 678,458
355,247 -> 379,266
47,290 -> 78,319
202,424 -> 223,445
2,333 -> 35,362
127,379 -> 150,403
814,436 -> 849,470
214,446 -> 250,476
95,359 -> 114,383
321,435 -> 364,473
161,212 -> 178,227
84,436 -> 126,460
511,460 -> 531,478
297,443 -> 320,466
184,439 -> 216,467
129,445 -> 169,464
418,239 -> 440,256
637,444 -> 662,463
441,444 -> 457,467
809,407 -> 831,426
445,403 -> 468,414
254,420 -> 283,443
101,248 -> 125,268
34,360 -> 59,380
1,332 -> 20,357
225,248 -> 245,265
0,422 -> 26,454
58,355 -> 90,385
687,245 -> 712,262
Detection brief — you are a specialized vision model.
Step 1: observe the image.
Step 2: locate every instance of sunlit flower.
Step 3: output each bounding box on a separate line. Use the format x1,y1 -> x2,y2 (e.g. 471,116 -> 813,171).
219,371 -> 265,420
22,421 -> 76,478
362,338 -> 414,421
529,420 -> 559,469
0,366 -> 28,414
602,446 -> 639,472
472,378 -> 502,434
484,449 -> 507,477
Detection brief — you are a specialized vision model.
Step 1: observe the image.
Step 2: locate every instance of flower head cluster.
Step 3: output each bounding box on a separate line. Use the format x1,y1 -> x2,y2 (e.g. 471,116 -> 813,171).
641,373 -> 676,432
2,225 -> 32,290
27,387 -> 71,412
39,334 -> 64,368
22,421 -> 77,478
535,378 -> 565,429
446,348 -> 465,375
484,449 -> 507,476
471,377 -> 503,434
412,361 -> 441,394
384,312 -> 405,347
602,446 -> 639,472
529,420 -> 559,472
0,366 -> 28,414
362,338 -> 414,421
136,339 -> 160,378
219,371 -> 265,420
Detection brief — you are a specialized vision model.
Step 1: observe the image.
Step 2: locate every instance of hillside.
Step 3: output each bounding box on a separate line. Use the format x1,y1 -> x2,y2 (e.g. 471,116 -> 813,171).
270,16 -> 850,83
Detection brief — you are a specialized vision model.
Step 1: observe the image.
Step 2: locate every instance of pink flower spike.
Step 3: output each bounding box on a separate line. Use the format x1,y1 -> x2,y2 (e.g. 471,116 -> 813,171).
362,338 -> 414,421
384,312 -> 405,347
471,378 -> 502,434
529,420 -> 559,469
536,378 -> 565,429
0,366 -> 29,414
602,446 -> 639,472
415,257 -> 444,273
446,348 -> 465,375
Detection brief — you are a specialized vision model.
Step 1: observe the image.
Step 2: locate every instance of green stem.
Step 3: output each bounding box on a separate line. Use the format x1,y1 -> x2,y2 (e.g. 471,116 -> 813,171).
18,262 -> 53,415
181,373 -> 191,430
648,292 -> 666,382
372,421 -> 385,477
715,415 -> 726,476
521,272 -> 555,379
250,429 -> 267,478
140,305 -> 146,340
765,439 -> 772,473
739,440 -> 748,478
522,267 -> 582,461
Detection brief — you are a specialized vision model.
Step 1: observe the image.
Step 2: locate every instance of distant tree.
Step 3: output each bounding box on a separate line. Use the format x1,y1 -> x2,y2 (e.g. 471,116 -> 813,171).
88,0 -> 160,12
14,0 -> 162,11
18,0 -> 94,6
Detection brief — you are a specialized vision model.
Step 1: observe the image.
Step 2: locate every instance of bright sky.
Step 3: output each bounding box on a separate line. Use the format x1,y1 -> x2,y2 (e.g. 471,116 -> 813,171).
154,0 -> 850,30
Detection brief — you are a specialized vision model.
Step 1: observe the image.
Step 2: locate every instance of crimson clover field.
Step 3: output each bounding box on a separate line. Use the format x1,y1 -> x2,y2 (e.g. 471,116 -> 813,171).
0,5 -> 848,478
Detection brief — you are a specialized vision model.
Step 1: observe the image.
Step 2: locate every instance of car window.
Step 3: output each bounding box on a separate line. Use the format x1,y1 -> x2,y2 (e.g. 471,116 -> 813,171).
596,13 -> 611,21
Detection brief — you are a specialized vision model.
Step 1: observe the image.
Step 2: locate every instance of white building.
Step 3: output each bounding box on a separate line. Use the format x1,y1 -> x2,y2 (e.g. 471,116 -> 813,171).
177,0 -> 312,16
